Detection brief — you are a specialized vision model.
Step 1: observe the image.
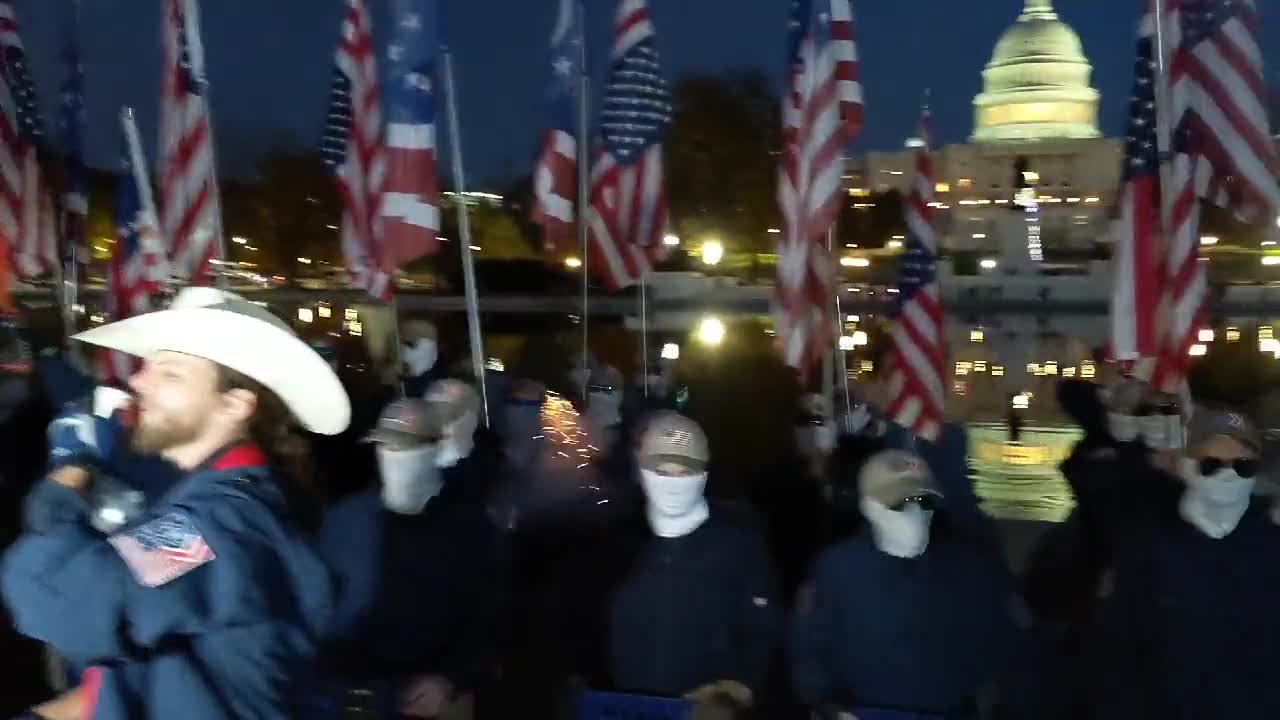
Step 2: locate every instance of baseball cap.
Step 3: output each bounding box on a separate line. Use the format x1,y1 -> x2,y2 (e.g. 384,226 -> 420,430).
1186,407 -> 1261,454
638,411 -> 710,473
858,449 -> 941,507
365,398 -> 446,449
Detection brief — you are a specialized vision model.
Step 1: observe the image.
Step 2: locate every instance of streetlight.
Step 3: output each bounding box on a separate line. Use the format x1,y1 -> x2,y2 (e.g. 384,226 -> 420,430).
1200,235 -> 1219,246
840,256 -> 870,268
696,316 -> 726,347
297,257 -> 313,265
701,239 -> 723,266
980,258 -> 998,270
661,342 -> 680,360
663,233 -> 681,246
564,256 -> 583,269
232,236 -> 248,245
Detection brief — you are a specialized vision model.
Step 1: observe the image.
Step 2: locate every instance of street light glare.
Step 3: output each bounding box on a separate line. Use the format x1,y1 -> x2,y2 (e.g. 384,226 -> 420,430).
231,236 -> 248,245
663,234 -> 681,246
564,256 -> 583,269
696,316 -> 726,347
701,240 -> 724,266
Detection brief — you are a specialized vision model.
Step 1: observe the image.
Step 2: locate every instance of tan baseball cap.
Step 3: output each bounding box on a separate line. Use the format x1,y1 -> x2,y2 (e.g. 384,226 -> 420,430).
858,449 -> 941,507
638,411 -> 710,473
365,398 -> 446,449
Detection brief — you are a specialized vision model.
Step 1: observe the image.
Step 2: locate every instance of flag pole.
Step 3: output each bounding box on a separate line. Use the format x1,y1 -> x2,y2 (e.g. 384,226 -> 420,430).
441,46 -> 490,428
60,0 -> 83,345
576,0 -> 591,405
640,269 -> 649,398
1148,0 -> 1177,368
121,108 -> 163,264
179,0 -> 228,290
828,224 -> 852,430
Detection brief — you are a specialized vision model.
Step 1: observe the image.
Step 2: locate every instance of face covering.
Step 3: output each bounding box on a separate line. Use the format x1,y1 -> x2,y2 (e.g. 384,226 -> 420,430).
639,468 -> 709,538
1179,456 -> 1256,539
377,445 -> 444,514
860,498 -> 933,558
403,339 -> 438,378
436,409 -> 479,468
1108,412 -> 1139,443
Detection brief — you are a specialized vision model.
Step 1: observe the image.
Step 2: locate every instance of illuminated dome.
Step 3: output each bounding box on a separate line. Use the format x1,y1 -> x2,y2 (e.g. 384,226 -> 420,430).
972,0 -> 1100,143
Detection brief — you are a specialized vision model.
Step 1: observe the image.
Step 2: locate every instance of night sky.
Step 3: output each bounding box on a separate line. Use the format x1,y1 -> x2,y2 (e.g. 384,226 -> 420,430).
13,0 -> 1280,184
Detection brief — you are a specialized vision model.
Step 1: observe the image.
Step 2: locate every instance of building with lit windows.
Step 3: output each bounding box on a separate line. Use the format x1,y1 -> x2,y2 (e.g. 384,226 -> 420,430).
845,0 -> 1122,255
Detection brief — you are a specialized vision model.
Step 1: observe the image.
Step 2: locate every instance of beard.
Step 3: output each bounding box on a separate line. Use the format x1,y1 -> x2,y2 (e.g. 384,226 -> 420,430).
130,414 -> 202,455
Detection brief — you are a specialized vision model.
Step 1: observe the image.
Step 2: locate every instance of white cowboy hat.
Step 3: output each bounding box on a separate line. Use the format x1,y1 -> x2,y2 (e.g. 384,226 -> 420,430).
72,287 -> 351,436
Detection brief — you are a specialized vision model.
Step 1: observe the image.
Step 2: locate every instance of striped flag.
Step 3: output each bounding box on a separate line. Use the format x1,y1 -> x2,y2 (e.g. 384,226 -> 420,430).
585,0 -> 673,291
0,1 -> 57,281
57,20 -> 87,299
531,0 -> 583,258
1149,0 -> 1279,392
322,0 -> 392,301
885,111 -> 945,442
103,112 -> 168,385
774,0 -> 862,378
381,0 -> 441,268
1109,12 -> 1164,363
158,0 -> 222,284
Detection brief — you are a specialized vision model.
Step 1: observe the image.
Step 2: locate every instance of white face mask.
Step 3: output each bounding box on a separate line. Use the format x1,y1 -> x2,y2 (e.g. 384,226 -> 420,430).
403,339 -> 438,378
639,468 -> 709,538
377,445 -> 444,514
1179,457 -> 1256,539
1108,413 -> 1139,443
860,498 -> 933,558
436,410 -> 479,468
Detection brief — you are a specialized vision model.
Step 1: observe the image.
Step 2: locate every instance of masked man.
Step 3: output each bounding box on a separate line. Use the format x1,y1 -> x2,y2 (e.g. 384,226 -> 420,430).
401,319 -> 441,398
1,287 -> 345,719
606,412 -> 779,715
790,449 -> 1016,720
1094,408 -> 1280,718
314,381 -> 507,719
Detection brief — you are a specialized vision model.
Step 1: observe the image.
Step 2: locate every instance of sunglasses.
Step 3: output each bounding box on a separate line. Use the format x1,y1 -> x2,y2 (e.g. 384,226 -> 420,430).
891,495 -> 940,512
1198,457 -> 1259,479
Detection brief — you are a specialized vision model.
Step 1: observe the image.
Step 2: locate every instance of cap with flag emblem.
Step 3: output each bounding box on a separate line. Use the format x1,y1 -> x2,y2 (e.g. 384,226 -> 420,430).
638,411 -> 709,473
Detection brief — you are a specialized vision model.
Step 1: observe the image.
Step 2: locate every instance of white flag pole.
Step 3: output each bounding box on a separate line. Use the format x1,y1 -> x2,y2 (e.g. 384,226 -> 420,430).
441,46 -> 491,428
576,0 -> 592,405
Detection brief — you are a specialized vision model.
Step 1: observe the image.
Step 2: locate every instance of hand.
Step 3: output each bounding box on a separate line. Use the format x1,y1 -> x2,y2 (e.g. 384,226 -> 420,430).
47,406 -> 127,471
684,680 -> 752,708
399,675 -> 453,718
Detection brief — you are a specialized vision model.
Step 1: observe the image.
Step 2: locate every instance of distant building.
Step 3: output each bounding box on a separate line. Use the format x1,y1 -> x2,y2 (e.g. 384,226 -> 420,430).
844,0 -> 1121,254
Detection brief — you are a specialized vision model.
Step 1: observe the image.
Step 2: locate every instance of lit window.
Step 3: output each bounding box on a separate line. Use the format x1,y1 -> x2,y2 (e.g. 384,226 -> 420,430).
956,178 -> 973,189
935,182 -> 951,193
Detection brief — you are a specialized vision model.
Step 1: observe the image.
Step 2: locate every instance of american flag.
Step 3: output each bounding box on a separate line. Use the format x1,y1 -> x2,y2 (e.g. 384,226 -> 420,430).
1109,13 -> 1165,363
585,0 -> 673,291
380,0 -> 441,269
531,0 -> 583,258
1147,0 -> 1277,392
57,24 -> 87,298
108,512 -> 216,588
885,111 -> 945,443
103,113 -> 167,385
158,0 -> 221,285
0,1 -> 57,281
322,0 -> 392,301
774,0 -> 862,378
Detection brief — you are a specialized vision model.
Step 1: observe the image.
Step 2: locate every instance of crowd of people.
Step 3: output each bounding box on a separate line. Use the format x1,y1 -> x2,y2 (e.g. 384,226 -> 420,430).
0,288 -> 1278,719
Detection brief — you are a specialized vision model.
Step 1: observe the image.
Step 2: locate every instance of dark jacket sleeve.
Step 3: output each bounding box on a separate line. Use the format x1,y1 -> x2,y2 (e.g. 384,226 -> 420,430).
1092,541 -> 1160,719
439,521 -> 512,694
788,551 -> 838,707
731,530 -> 780,696
1,476 -> 300,665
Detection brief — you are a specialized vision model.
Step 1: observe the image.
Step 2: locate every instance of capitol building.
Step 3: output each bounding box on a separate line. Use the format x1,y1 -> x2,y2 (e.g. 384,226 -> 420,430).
845,0 -> 1123,255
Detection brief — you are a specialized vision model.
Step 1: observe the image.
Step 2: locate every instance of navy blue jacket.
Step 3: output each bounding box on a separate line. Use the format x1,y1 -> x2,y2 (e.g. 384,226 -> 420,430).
0,447 -> 334,719
790,520 -> 1016,716
607,512 -> 780,698
1093,500 -> 1280,719
316,454 -> 508,694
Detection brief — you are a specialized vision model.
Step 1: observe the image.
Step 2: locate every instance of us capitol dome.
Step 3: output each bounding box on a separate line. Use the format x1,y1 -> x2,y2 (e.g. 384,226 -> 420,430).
971,0 -> 1101,143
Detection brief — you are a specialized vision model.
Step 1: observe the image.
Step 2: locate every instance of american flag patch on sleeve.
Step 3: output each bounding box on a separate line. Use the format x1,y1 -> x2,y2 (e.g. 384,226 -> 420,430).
108,512 -> 216,588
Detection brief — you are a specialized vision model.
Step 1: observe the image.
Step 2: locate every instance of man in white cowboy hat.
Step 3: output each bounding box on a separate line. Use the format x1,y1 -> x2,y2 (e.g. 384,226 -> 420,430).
1,287 -> 347,720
